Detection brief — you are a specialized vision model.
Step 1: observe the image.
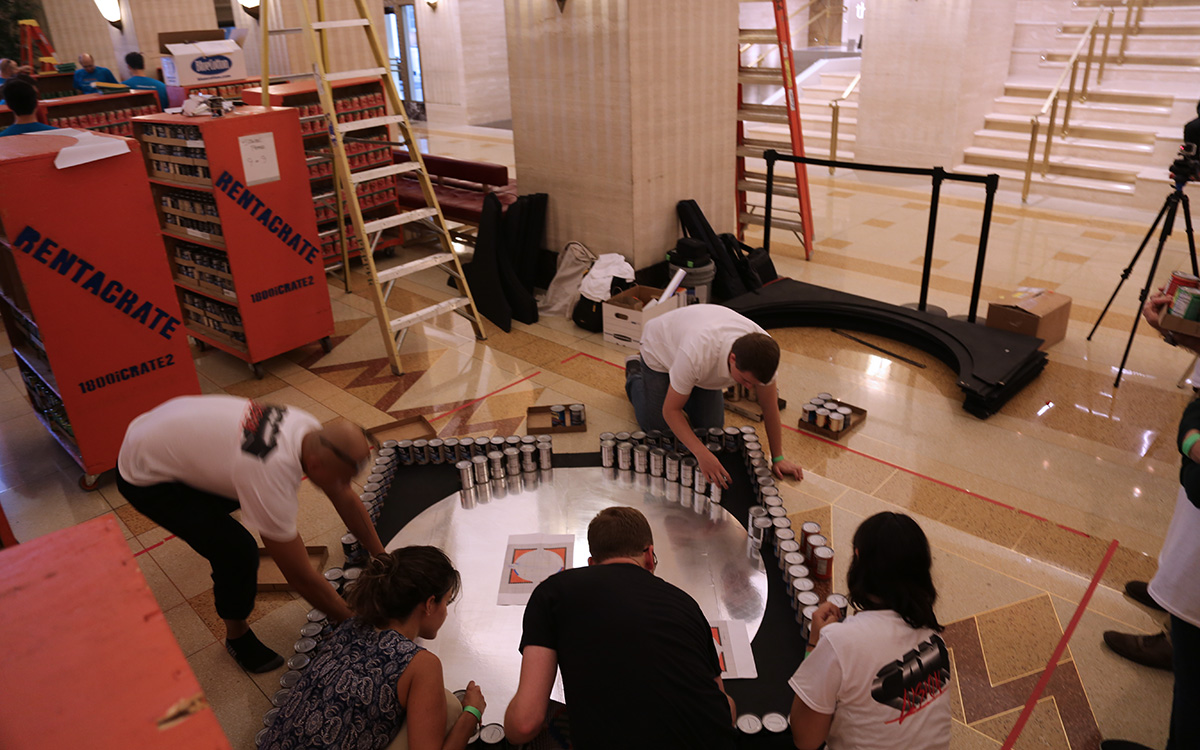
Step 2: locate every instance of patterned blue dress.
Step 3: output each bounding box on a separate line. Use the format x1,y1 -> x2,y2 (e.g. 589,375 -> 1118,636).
261,618 -> 424,749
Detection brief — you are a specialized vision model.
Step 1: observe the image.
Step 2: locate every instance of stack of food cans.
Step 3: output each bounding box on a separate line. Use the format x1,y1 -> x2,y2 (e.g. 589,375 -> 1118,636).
799,391 -> 854,434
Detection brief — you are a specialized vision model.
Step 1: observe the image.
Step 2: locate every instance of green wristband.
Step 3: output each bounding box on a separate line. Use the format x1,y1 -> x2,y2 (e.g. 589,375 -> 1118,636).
772,455 -> 785,464
1182,433 -> 1200,459
463,705 -> 482,723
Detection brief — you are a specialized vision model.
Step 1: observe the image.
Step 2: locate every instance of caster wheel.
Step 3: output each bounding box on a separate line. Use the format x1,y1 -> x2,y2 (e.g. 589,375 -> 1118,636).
79,474 -> 100,492
320,336 -> 333,353
384,248 -> 396,258
250,362 -> 265,379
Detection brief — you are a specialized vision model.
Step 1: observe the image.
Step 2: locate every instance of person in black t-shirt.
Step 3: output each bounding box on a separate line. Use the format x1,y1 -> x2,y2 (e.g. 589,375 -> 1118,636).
504,506 -> 738,750
1185,100 -> 1200,151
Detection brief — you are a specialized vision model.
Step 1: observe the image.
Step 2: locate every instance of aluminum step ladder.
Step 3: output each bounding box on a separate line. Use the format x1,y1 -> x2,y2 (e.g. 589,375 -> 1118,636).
258,0 -> 486,375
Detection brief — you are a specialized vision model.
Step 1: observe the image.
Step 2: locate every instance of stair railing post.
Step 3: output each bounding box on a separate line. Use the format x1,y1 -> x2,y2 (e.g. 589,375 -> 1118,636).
1023,117 -> 1039,203
1098,8 -> 1114,85
829,101 -> 839,175
1042,94 -> 1058,175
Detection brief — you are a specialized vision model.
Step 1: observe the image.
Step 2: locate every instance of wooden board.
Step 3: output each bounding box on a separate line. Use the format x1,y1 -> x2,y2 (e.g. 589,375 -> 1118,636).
369,415 -> 437,443
526,405 -> 587,434
724,396 -> 788,423
794,399 -> 867,442
257,545 -> 328,591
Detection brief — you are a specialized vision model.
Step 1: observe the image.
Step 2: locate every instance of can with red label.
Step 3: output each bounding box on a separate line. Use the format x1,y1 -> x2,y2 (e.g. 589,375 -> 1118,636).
812,546 -> 834,580
1166,270 -> 1200,299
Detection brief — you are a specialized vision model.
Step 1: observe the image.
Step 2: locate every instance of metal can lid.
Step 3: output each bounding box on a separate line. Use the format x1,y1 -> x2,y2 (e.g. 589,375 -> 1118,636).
263,707 -> 280,727
810,397 -> 826,406
366,474 -> 385,484
520,444 -> 536,453
343,567 -> 362,581
797,591 -> 820,608
378,447 -> 396,458
382,439 -> 399,449
287,652 -> 312,670
479,722 -> 506,744
443,438 -> 459,447
802,403 -> 817,412
786,564 -> 809,579
429,438 -> 444,447
649,447 -> 666,457
809,533 -> 828,547
536,434 -> 552,442
341,532 -> 358,545
615,432 -> 631,441
487,451 -> 503,459
363,483 -> 381,494
816,392 -> 833,401
775,524 -> 794,537
736,713 -> 763,734
707,428 -> 724,438
306,609 -> 327,622
456,460 -> 473,470
827,593 -> 849,608
753,517 -> 773,529
505,435 -> 521,445
767,506 -> 786,519
744,441 -> 762,451
802,604 -> 819,619
295,636 -> 318,653
794,578 -> 815,593
723,426 -> 740,436
681,456 -> 697,467
762,712 -> 789,732
396,440 -> 414,448
837,406 -> 852,416
814,545 -> 835,560
490,436 -> 506,445
271,688 -> 291,707
323,567 -> 344,581
666,451 -> 681,461
783,553 -> 805,568
452,689 -> 467,701
503,447 -> 520,456
816,408 -> 830,416
280,669 -> 303,688
599,432 -> 615,442
633,444 -> 649,454
801,521 -> 821,534
472,455 -> 488,464
569,403 -> 585,412
256,727 -> 270,745
740,425 -> 757,434
779,540 -> 801,555
748,506 -> 767,518
413,439 -> 429,447
299,622 -> 323,637
599,440 -> 616,448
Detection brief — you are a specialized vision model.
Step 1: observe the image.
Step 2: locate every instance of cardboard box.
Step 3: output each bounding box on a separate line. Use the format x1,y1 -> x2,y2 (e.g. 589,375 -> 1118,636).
368,415 -> 438,444
602,285 -> 685,350
161,40 -> 247,88
1158,310 -> 1200,338
985,289 -> 1071,348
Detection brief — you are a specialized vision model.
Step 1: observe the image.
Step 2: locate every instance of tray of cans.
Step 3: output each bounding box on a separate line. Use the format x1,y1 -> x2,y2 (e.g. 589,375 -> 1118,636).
256,545 -> 328,591
526,403 -> 587,433
795,392 -> 865,441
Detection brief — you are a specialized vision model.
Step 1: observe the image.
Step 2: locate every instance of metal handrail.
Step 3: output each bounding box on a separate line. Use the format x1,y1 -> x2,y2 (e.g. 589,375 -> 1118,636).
828,72 -> 860,173
1021,6 -> 1116,201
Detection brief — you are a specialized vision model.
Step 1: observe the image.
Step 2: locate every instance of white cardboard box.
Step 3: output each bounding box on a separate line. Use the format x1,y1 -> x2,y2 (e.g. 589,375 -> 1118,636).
162,41 -> 247,88
602,285 -> 685,350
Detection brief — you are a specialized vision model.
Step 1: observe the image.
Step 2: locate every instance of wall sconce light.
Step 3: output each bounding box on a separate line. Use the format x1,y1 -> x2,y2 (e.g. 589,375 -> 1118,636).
238,0 -> 261,21
93,0 -> 123,31
427,0 -> 438,8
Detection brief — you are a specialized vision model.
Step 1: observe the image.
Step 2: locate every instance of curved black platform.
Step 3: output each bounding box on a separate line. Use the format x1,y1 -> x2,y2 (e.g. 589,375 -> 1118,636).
726,279 -> 1047,418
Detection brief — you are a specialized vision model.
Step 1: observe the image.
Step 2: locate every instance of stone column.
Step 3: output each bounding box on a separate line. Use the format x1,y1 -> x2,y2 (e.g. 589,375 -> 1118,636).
505,0 -> 736,270
854,0 -> 1016,167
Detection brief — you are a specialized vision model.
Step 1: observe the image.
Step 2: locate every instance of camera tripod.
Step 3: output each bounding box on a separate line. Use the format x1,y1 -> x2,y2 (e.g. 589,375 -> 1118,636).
1087,177 -> 1198,388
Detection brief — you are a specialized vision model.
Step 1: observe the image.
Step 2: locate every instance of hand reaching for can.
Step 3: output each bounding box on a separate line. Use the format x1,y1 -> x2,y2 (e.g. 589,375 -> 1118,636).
808,601 -> 842,645
697,449 -> 729,488
462,680 -> 486,716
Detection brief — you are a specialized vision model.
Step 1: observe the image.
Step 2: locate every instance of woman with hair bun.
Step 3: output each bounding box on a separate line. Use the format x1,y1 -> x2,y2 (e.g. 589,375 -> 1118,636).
261,546 -> 487,750
788,512 -> 951,750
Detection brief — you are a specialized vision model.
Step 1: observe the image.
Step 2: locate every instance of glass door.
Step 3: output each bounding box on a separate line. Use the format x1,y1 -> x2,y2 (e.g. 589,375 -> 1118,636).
385,3 -> 425,119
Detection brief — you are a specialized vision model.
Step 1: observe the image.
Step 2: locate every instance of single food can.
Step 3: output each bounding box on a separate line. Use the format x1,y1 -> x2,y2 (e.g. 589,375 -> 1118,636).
782,551 -> 805,570
748,505 -> 768,521
723,426 -> 741,453
490,436 -> 507,451
295,636 -> 318,653
813,546 -> 835,580
796,590 -> 820,617
271,689 -> 291,707
810,397 -> 826,407
472,455 -> 489,485
745,450 -> 765,470
649,447 -> 666,477
736,713 -> 763,735
762,495 -> 783,512
488,451 -> 505,480
680,457 -> 696,487
633,444 -> 649,474
645,429 -> 662,448
829,412 -> 845,433
520,444 -> 538,472
665,451 -> 681,482
566,403 -> 585,426
1166,270 -> 1200,298
299,622 -> 323,638
342,532 -> 365,567
471,438 -> 488,457
504,446 -> 521,476
799,604 -> 819,636
538,441 -> 553,470
280,670 -> 303,688
413,439 -> 430,465
631,431 -> 647,445
800,521 -> 821,552
615,431 -> 632,443
323,567 -> 344,583
786,565 -> 810,595
773,525 -> 795,553
479,722 -> 506,745
815,408 -> 830,428
804,533 -> 828,562
710,483 -> 723,505
396,439 -> 414,465
505,435 -> 522,448
802,403 -> 818,423
617,441 -> 633,471
837,406 -> 853,428
256,727 -> 269,746
599,432 -> 615,444
550,404 -> 566,426
827,593 -> 849,621
428,438 -> 445,464
457,460 -> 475,489
767,506 -> 787,521
707,427 -> 724,449
762,712 -> 789,733
750,516 -> 773,542
778,540 -> 801,568
743,440 -> 762,456
263,708 -> 280,728
756,477 -> 776,501
286,652 -> 311,671
443,438 -> 460,461
694,469 -> 709,494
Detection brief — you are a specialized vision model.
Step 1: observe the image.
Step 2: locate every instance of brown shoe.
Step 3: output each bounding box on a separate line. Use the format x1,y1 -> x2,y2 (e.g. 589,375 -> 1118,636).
1124,581 -> 1165,612
1102,630 -> 1173,671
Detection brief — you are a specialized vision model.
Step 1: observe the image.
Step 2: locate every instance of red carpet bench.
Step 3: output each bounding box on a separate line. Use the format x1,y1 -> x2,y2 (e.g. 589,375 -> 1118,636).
392,148 -> 518,227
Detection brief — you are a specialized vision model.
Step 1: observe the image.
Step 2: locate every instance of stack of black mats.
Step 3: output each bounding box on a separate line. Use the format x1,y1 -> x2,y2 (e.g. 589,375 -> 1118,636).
459,193 -> 548,332
725,279 -> 1047,419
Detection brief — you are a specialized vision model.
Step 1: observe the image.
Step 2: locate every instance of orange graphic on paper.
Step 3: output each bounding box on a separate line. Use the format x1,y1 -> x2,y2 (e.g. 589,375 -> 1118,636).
711,626 -> 727,673
508,546 -> 569,585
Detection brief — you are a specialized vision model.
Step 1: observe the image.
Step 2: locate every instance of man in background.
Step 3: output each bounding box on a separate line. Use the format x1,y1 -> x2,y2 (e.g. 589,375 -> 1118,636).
0,79 -> 55,137
73,53 -> 117,94
121,51 -> 167,109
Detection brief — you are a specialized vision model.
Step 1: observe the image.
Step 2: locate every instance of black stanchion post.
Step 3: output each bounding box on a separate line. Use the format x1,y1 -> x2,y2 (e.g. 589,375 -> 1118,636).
763,150 -> 777,256
967,174 -> 1000,323
918,167 -> 945,312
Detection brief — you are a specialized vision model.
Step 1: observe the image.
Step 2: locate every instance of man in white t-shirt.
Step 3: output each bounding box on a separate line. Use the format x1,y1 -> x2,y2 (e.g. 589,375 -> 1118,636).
117,395 -> 387,673
625,304 -> 803,487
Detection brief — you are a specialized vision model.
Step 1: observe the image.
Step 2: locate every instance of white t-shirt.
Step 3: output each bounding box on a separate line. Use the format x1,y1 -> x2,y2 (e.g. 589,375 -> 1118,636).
789,610 -> 952,750
639,304 -> 768,394
117,395 -> 321,542
1148,486 -> 1200,628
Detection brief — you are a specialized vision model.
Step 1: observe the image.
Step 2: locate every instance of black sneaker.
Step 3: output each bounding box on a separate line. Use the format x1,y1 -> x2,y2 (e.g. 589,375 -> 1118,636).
1102,630 -> 1173,671
625,354 -> 642,376
226,629 -> 285,673
1100,741 -> 1156,750
1124,580 -> 1165,612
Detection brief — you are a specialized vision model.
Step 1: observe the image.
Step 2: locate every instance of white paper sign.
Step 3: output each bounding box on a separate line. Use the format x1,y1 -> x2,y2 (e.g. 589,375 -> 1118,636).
497,533 -> 575,606
48,129 -> 131,169
238,131 -> 280,186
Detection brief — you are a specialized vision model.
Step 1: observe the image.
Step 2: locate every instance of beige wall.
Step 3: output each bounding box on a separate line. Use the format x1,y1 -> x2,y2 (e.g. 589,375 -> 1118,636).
415,0 -> 467,122
459,0 -> 511,125
42,0 -> 124,76
855,0 -> 1016,167
127,0 -> 218,77
506,0 -> 735,270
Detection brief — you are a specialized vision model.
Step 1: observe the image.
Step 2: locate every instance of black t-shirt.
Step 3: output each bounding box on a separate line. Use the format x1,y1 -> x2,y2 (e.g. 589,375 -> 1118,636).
1177,395 -> 1200,509
520,563 -> 738,750
1184,116 -> 1200,150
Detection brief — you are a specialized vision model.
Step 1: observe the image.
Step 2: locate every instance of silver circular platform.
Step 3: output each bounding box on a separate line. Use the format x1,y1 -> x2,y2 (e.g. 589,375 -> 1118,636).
386,466 -> 769,715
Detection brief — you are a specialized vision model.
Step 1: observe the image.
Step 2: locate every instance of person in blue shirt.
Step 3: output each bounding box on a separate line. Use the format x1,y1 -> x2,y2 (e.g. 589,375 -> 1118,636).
73,53 -> 117,94
121,52 -> 167,109
0,59 -> 18,89
0,79 -> 56,137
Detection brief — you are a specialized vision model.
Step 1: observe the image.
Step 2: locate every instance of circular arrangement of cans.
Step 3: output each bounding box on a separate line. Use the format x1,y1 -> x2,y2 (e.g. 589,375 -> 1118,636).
455,434 -> 554,492
799,391 -> 854,433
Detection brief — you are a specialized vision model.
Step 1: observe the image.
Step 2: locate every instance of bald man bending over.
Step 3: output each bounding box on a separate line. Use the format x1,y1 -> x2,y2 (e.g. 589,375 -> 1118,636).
73,53 -> 117,94
117,395 -> 386,672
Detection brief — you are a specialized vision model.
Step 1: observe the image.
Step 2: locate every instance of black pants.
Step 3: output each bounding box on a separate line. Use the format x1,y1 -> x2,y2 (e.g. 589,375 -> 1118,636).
117,472 -> 259,622
1170,614 -> 1200,750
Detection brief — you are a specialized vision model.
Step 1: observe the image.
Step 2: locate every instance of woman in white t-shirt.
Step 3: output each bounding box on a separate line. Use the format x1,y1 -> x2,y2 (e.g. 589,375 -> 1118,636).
788,512 -> 951,750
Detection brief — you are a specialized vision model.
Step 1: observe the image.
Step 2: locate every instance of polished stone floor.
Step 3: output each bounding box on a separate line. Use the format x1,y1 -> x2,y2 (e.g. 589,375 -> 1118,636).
0,119 -> 1187,749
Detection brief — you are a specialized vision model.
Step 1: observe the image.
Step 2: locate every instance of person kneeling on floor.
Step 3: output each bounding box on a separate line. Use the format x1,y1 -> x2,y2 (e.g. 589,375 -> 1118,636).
260,546 -> 487,750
